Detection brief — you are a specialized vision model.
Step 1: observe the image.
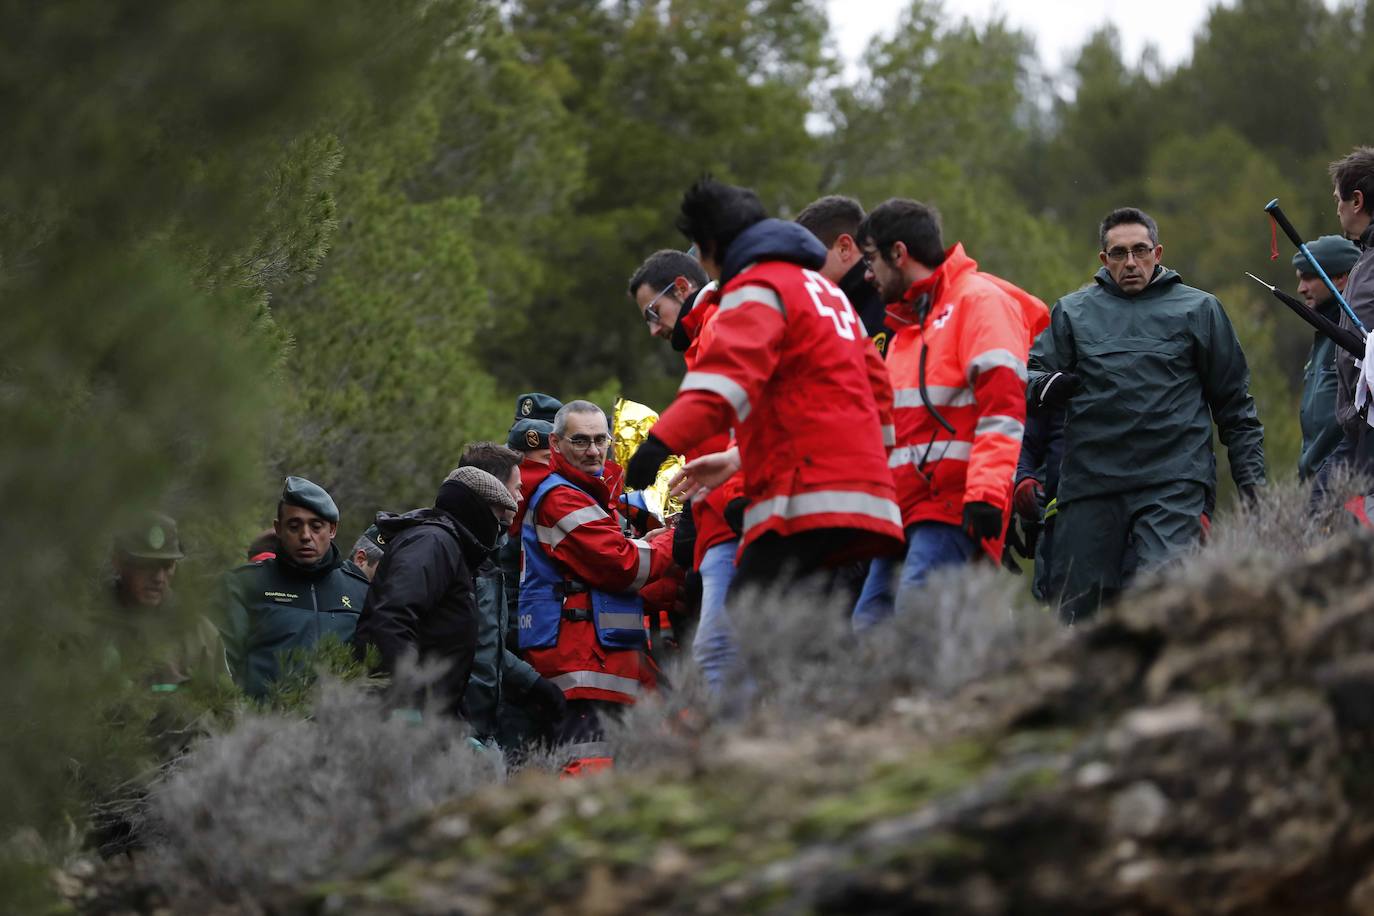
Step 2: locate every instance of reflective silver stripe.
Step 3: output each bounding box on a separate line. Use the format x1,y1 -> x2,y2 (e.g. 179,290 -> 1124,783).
719,284 -> 784,316
967,348 -> 1027,382
629,537 -> 653,590
888,440 -> 974,467
974,415 -> 1025,439
881,424 -> 896,447
893,386 -> 975,408
536,503 -> 609,550
595,612 -> 645,630
743,490 -> 902,534
680,371 -> 752,421
551,670 -> 642,697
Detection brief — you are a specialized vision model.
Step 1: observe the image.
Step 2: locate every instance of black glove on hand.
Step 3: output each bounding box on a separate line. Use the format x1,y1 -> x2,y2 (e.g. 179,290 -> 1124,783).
525,676 -> 567,723
962,501 -> 1004,542
1033,371 -> 1081,410
723,496 -> 748,536
625,434 -> 671,491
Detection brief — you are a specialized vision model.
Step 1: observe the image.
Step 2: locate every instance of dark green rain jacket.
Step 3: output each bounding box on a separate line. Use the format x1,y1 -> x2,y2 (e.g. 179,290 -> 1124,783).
221,543 -> 368,698
464,550 -> 541,740
1028,266 -> 1267,506
1299,299 -> 1343,481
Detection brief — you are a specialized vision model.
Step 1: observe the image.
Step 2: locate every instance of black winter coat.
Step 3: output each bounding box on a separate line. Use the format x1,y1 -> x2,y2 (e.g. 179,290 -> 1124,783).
353,506 -> 498,718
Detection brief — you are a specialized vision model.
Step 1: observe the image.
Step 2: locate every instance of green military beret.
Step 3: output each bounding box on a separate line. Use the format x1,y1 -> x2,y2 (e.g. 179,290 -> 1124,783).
360,523 -> 386,550
114,511 -> 185,560
514,392 -> 562,424
1294,234 -> 1361,278
508,417 -> 554,452
280,476 -> 339,522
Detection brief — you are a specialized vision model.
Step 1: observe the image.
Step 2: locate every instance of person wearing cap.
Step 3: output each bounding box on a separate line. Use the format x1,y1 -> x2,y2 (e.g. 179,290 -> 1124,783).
1292,234 -> 1361,486
221,476 -> 370,699
353,464 -> 517,720
456,442 -> 568,745
112,511 -> 184,610
349,524 -> 385,581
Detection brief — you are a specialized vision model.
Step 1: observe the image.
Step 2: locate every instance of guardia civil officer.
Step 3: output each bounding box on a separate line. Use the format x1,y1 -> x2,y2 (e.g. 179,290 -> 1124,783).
221,477 -> 369,699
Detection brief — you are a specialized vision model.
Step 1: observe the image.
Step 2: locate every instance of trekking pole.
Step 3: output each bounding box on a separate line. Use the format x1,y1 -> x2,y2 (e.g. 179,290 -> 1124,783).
1264,198 -> 1366,333
1244,272 -> 1366,357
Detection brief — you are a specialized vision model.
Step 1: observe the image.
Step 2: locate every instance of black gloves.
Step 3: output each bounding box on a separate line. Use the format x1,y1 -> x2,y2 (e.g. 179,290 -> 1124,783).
524,676 -> 567,723
962,501 -> 1004,542
672,501 -> 697,568
723,496 -> 748,536
625,433 -> 671,491
1033,371 -> 1081,410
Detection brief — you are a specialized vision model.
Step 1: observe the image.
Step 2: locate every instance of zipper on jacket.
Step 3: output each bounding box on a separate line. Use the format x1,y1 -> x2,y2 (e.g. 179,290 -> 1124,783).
311,583 -> 320,641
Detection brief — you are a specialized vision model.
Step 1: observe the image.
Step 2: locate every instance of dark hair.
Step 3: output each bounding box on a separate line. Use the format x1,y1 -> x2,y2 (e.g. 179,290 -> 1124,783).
675,177 -> 767,263
246,528 -> 279,560
1330,147 -> 1374,216
856,198 -> 946,269
796,195 -> 865,248
627,249 -> 708,298
458,441 -> 523,483
1098,207 -> 1159,250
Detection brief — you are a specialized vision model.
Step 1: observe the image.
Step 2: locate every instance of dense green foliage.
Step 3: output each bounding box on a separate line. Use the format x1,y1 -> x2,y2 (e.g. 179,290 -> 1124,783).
1,0 -> 1367,908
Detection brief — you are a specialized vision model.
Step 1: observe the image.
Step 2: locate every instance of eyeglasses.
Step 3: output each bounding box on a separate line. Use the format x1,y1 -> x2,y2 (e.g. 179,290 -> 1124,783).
564,433 -> 611,451
643,281 -> 677,326
860,244 -> 889,268
1104,244 -> 1156,262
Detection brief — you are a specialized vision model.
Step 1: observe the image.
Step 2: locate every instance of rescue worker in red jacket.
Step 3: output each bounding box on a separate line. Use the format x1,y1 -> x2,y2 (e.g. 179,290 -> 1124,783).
625,179 -> 903,598
628,248 -> 748,701
519,399 -> 675,762
851,198 -> 1049,629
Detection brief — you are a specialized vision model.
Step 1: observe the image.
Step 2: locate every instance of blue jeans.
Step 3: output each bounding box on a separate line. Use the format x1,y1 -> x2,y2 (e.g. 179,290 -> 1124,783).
852,522 -> 977,631
693,540 -> 741,697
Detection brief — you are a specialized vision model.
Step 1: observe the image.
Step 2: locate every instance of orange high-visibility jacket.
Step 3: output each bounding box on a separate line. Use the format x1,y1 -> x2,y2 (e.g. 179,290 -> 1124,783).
885,244 -> 1049,559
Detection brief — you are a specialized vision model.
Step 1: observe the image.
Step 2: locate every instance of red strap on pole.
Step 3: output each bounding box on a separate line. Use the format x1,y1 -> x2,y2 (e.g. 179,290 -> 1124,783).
1270,216 -> 1280,261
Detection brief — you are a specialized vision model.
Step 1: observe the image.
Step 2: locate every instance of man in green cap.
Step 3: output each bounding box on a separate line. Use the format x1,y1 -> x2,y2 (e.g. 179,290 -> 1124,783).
221,476 -> 370,699
1293,234 -> 1361,486
1028,207 -> 1266,624
112,511 -> 184,610
348,524 -> 385,581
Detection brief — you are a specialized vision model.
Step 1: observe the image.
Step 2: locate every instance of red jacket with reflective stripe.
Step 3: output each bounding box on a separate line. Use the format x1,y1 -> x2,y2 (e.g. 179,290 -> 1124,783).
509,457 -> 553,538
651,260 -> 903,561
886,244 -> 1049,559
677,287 -> 746,566
522,451 -> 673,703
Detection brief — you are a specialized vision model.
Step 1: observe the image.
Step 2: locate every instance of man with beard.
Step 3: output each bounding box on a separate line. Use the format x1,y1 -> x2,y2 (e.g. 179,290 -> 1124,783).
222,477 -> 369,699
797,195 -> 894,358
852,198 -> 1048,628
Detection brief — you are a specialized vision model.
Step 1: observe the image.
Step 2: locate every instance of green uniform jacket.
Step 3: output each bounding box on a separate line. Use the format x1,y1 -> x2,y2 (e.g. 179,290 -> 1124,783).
1299,300 -> 1344,480
1029,266 -> 1266,506
221,543 -> 368,699
464,551 -> 540,740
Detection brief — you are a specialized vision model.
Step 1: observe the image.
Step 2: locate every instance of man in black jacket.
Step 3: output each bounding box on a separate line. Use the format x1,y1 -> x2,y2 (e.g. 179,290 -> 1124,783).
353,466 -> 516,719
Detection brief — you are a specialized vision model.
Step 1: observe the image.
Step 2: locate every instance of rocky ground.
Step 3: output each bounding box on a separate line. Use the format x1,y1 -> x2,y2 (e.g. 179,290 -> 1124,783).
71,532 -> 1374,915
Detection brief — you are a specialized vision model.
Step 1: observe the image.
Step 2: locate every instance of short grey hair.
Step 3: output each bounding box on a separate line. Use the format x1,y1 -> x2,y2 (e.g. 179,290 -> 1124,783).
552,399 -> 607,436
351,537 -> 383,566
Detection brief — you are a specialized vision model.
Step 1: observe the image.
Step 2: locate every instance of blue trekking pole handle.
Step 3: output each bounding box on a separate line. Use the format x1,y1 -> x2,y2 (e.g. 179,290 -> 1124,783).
1265,198 -> 1366,334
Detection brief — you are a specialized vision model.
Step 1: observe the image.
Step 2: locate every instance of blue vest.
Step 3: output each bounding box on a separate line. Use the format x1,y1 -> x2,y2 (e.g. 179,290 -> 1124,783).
518,473 -> 647,651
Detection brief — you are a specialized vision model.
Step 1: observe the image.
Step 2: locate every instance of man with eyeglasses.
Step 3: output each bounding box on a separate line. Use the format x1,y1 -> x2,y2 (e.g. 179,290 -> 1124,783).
518,400 -> 676,767
1028,207 -> 1266,624
628,249 -> 748,702
626,178 -> 902,602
